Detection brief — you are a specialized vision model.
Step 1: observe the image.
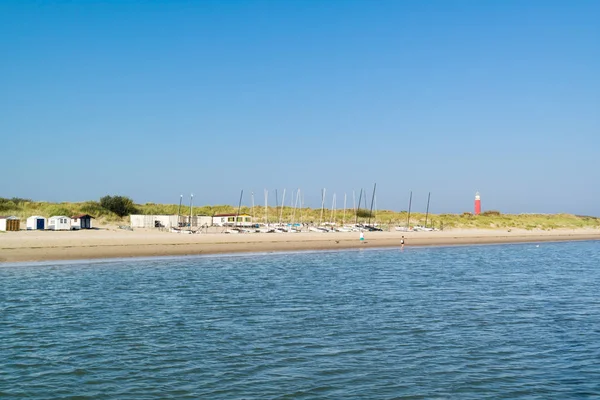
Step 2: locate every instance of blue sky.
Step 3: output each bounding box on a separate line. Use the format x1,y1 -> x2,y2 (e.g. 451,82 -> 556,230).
1,0 -> 598,215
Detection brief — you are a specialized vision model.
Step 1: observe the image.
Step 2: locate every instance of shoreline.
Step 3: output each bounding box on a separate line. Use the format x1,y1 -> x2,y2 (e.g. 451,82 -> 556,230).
1,228 -> 599,264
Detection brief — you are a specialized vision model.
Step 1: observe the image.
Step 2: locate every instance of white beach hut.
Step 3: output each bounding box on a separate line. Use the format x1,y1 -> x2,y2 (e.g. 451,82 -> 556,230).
26,216 -> 47,230
48,216 -> 71,231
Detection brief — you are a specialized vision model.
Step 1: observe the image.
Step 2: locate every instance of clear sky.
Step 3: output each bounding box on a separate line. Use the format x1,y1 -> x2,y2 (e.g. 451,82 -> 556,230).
1,0 -> 598,215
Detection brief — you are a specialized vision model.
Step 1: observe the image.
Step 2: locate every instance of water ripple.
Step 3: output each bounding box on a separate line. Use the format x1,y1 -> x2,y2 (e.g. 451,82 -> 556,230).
1,241 -> 600,398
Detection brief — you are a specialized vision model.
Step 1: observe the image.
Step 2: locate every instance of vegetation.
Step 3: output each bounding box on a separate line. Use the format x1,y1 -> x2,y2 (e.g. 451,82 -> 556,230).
100,196 -> 138,218
1,197 -> 599,231
481,210 -> 502,217
0,197 -> 33,213
355,208 -> 374,219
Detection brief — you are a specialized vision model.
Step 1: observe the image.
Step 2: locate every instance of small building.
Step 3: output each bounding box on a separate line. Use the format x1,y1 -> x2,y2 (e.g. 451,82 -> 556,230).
48,216 -> 72,231
212,213 -> 253,227
71,214 -> 94,230
184,215 -> 213,228
0,216 -> 20,231
26,216 -> 47,230
130,214 -> 179,229
130,214 -> 213,229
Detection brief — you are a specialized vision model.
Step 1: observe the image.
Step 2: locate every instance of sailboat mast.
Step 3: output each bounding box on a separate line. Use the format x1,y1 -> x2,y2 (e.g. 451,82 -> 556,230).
425,192 -> 431,228
368,183 -> 376,226
279,189 -> 286,225
406,191 -> 413,230
374,195 -> 377,227
177,194 -> 183,228
189,194 -> 194,231
343,193 -> 347,226
319,188 -> 326,226
234,190 -> 243,228
291,189 -> 299,225
330,193 -> 336,224
251,192 -> 255,223
300,191 -> 304,226
264,189 -> 268,225
352,190 -> 356,225
355,189 -> 363,225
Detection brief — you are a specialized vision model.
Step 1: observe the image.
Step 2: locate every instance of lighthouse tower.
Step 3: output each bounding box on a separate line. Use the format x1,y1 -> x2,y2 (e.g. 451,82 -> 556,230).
474,192 -> 481,215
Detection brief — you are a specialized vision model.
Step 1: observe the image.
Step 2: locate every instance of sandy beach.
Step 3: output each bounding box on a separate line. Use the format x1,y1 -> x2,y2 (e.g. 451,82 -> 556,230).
1,227 -> 599,264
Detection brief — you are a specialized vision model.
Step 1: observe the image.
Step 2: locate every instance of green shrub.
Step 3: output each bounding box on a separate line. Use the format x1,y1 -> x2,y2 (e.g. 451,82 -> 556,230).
481,210 -> 501,216
100,195 -> 138,217
356,209 -> 373,218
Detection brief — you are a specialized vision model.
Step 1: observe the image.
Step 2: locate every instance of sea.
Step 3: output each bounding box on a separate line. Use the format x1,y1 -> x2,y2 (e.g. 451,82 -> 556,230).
1,241 -> 600,399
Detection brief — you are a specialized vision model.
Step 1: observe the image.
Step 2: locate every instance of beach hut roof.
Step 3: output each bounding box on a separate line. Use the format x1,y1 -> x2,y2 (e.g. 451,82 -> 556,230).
0,216 -> 19,220
213,213 -> 251,217
72,214 -> 95,219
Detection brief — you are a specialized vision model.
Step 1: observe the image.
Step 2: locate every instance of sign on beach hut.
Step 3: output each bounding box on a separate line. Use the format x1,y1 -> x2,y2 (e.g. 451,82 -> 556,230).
48,216 -> 71,231
26,216 -> 47,230
0,216 -> 20,231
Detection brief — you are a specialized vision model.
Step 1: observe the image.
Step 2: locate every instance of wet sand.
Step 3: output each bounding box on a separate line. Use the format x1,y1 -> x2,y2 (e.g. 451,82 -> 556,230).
1,227 -> 599,264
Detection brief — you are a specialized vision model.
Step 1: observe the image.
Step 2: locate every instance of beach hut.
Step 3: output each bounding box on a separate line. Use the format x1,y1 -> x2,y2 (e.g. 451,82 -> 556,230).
0,216 -> 20,231
71,214 -> 94,230
48,216 -> 71,231
26,216 -> 47,230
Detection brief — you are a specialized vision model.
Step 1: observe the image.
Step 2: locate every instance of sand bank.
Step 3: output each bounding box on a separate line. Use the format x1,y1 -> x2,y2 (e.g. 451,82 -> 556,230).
1,227 -> 599,264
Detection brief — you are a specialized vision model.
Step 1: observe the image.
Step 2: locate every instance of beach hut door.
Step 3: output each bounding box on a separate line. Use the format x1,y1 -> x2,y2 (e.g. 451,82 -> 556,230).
37,219 -> 45,230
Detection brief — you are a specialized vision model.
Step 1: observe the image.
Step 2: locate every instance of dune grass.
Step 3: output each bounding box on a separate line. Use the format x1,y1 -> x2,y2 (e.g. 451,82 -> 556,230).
1,197 -> 599,231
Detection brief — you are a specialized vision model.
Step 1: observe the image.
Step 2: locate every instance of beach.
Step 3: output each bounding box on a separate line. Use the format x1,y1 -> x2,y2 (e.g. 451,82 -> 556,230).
1,227 -> 599,263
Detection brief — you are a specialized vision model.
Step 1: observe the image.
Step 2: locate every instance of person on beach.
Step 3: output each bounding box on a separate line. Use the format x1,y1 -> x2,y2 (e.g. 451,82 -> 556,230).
401,236 -> 405,250
359,230 -> 364,242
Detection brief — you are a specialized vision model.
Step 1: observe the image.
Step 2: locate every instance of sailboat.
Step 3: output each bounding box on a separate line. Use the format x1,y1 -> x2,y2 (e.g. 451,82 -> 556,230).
396,190 -> 413,232
310,188 -> 331,232
362,183 -> 382,231
335,193 -> 353,232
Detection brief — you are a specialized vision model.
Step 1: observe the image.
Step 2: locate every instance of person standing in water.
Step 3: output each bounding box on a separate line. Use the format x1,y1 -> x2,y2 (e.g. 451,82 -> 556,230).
401,236 -> 405,250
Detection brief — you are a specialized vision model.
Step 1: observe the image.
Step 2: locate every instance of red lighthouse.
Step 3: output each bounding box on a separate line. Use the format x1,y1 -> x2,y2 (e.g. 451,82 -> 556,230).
474,192 -> 481,215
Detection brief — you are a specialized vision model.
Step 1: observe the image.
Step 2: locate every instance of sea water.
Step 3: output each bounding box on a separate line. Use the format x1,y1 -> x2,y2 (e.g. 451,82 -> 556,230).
1,242 -> 600,399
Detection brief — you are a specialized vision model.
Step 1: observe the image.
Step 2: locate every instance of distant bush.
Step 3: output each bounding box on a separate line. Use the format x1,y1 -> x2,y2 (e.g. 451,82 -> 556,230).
356,208 -> 373,218
575,215 -> 599,221
461,212 -> 473,217
11,197 -> 32,204
100,195 -> 138,217
481,210 -> 501,216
